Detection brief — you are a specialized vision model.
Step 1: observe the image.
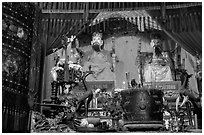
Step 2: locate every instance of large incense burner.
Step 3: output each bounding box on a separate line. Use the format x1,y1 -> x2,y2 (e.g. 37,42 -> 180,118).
120,88 -> 164,130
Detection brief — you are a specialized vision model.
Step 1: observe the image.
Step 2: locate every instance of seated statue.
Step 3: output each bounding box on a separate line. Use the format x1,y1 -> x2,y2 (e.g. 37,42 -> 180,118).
82,32 -> 114,81
144,33 -> 173,82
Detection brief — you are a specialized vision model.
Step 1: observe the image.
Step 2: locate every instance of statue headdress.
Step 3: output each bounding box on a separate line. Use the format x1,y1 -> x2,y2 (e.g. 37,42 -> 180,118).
92,32 -> 102,39
150,32 -> 163,48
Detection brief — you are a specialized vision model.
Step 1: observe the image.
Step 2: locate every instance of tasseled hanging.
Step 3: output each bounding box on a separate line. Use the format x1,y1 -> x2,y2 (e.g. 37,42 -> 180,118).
147,16 -> 149,30
49,18 -> 53,38
39,2 -> 44,9
107,18 -> 109,32
136,17 -> 139,31
130,17 -> 133,30
179,14 -> 184,33
64,2 -> 67,10
98,19 -> 101,32
182,14 -> 187,32
173,15 -> 177,32
143,16 -> 146,31
192,12 -> 197,31
168,15 -> 171,32
194,12 -> 199,31
186,13 -> 190,32
107,2 -> 110,10
103,18 -> 106,32
167,15 -> 171,31
95,19 -> 98,32
123,17 -> 126,31
68,2 -> 71,11
54,19 -> 60,37
98,2 -> 101,10
139,16 -> 142,31
155,16 -> 158,30
169,15 -> 173,31
122,2 -> 125,11
47,2 -> 52,10
51,18 -> 56,37
52,2 -> 57,10
188,13 -> 192,32
87,18 -> 90,34
54,18 -> 58,37
76,2 -> 79,10
67,19 -> 72,34
135,17 -> 137,31
71,19 -> 76,33
191,12 -> 196,31
174,14 -> 178,33
43,2 -> 47,9
59,19 -> 63,34
118,17 -> 122,31
118,2 -> 121,9
79,19 -> 83,33
125,17 -> 129,31
126,17 -> 129,31
58,2 -> 62,10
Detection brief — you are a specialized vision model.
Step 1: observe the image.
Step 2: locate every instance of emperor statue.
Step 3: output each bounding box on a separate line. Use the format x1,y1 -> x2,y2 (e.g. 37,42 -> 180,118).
82,32 -> 114,81
143,33 -> 173,82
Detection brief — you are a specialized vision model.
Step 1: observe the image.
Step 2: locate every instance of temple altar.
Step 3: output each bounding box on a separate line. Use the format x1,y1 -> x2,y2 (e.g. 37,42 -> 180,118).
2,2 -> 202,133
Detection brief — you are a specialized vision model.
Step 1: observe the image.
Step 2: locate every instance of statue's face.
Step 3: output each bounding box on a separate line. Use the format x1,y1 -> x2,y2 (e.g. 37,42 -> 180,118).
150,39 -> 162,48
91,36 -> 103,52
150,39 -> 163,56
150,39 -> 162,49
92,36 -> 103,46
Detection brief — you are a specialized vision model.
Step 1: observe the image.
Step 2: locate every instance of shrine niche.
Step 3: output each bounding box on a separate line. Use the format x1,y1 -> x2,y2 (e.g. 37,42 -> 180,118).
35,5 -> 202,132
2,2 -> 202,133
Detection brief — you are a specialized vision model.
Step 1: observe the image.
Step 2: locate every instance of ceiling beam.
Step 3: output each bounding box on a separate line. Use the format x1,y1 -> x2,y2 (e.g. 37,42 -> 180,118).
38,2 -> 201,14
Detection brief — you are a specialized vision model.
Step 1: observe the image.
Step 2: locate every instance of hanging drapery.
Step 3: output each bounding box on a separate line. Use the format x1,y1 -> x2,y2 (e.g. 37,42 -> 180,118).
44,5 -> 201,56
90,10 -> 162,32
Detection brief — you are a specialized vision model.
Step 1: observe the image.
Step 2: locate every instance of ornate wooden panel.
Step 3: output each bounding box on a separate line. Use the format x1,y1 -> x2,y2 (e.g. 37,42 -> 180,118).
2,2 -> 36,132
